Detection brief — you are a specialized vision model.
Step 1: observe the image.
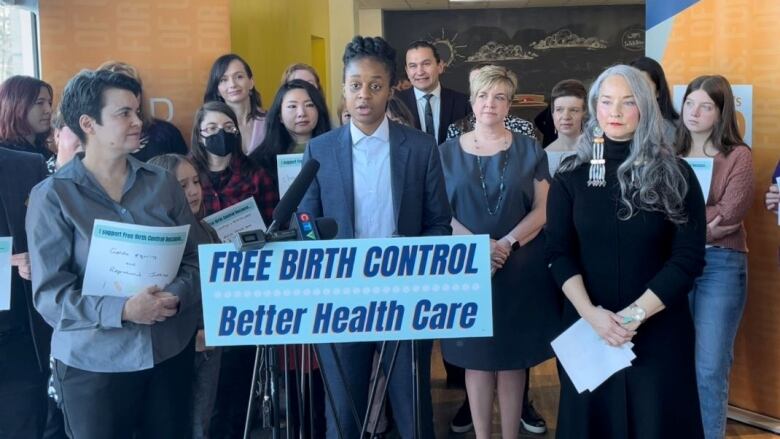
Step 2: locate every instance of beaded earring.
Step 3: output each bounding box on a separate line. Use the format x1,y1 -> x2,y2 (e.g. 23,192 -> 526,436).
587,127 -> 606,187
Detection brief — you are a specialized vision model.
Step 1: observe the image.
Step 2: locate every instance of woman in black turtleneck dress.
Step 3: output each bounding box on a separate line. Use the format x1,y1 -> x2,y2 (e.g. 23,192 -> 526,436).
546,65 -> 706,438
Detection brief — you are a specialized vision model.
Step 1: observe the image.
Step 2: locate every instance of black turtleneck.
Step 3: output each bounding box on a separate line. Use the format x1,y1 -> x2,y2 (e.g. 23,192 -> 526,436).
602,136 -> 632,161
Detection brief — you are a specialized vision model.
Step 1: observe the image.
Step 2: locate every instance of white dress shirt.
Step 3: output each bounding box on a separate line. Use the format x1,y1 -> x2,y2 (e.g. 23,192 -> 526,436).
413,83 -> 442,142
350,117 -> 395,239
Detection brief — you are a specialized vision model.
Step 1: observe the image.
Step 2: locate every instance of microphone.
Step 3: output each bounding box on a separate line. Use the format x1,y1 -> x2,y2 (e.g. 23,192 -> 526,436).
266,159 -> 320,235
234,159 -> 337,251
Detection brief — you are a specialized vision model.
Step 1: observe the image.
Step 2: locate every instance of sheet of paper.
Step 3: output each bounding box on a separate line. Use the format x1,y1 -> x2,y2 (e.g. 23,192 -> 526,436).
203,197 -> 266,243
0,237 -> 11,311
82,220 -> 190,297
551,317 -> 635,393
546,150 -> 576,177
277,153 -> 304,198
684,157 -> 714,201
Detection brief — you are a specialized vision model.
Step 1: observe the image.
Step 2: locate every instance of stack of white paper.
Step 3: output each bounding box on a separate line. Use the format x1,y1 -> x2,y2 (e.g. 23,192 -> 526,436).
551,317 -> 636,393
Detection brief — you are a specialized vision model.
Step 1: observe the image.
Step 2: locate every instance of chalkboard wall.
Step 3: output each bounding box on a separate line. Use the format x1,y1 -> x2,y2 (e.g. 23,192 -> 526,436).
383,6 -> 645,100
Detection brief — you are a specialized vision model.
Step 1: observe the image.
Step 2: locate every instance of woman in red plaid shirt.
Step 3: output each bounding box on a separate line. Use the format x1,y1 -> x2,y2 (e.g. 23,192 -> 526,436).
189,101 -> 277,223
189,100 -> 278,438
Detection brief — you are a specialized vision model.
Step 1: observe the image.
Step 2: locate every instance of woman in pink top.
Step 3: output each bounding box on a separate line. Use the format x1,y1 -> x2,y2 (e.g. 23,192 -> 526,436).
675,74 -> 754,439
203,54 -> 267,155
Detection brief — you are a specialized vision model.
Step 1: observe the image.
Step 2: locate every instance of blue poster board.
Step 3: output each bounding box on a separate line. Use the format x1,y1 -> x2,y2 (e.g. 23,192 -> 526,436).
199,235 -> 493,346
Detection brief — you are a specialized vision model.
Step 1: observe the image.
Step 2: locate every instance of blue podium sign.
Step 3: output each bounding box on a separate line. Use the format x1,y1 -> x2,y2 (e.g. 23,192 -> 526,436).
199,235 -> 493,346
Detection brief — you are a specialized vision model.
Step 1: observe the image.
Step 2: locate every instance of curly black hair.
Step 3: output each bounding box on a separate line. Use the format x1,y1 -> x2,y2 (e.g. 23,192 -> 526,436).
342,36 -> 398,87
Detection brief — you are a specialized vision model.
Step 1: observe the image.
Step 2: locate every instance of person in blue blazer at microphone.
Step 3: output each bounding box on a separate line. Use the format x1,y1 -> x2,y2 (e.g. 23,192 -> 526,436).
298,36 -> 452,438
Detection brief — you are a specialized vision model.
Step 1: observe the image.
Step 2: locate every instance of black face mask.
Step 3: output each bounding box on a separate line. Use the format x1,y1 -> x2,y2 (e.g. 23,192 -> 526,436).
203,129 -> 240,157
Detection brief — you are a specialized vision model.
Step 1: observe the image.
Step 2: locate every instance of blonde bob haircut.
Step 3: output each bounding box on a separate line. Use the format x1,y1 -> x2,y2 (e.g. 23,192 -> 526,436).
469,65 -> 518,104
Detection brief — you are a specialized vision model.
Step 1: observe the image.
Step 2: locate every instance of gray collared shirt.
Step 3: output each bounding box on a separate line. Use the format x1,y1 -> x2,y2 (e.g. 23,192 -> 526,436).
26,154 -> 204,372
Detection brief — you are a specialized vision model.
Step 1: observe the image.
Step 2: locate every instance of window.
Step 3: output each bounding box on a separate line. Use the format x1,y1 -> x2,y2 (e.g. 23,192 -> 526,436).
0,4 -> 38,81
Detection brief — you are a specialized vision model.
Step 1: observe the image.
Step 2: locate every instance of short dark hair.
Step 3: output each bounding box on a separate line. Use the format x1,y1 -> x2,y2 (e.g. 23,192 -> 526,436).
551,79 -> 587,109
629,56 -> 679,121
59,69 -> 142,143
0,75 -> 53,143
342,36 -> 398,87
190,101 -> 240,172
406,40 -> 441,64
250,79 -> 331,175
203,54 -> 264,121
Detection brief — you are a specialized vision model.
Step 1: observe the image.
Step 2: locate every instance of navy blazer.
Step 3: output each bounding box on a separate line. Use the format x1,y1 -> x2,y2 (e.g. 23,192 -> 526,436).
0,147 -> 51,372
298,120 -> 452,239
397,86 -> 472,144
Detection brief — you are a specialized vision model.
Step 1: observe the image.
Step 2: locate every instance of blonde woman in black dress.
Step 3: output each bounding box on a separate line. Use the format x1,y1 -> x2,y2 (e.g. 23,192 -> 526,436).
439,65 -> 559,439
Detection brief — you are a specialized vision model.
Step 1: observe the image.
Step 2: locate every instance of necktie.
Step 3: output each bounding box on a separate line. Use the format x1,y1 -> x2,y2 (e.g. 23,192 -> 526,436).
424,93 -> 435,139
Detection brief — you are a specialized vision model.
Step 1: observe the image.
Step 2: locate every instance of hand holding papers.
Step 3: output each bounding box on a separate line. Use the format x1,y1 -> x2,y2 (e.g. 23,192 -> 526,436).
203,197 -> 267,243
82,220 -> 190,297
0,237 -> 11,311
684,157 -> 714,201
551,317 -> 636,393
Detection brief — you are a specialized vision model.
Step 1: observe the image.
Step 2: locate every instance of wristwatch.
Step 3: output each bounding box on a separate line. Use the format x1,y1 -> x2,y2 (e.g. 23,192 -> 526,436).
504,235 -> 520,251
627,303 -> 646,323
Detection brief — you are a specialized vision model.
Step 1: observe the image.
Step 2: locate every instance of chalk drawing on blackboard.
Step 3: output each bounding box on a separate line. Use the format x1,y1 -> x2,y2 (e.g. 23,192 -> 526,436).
466,41 -> 538,62
620,26 -> 644,52
530,29 -> 608,51
429,29 -> 468,67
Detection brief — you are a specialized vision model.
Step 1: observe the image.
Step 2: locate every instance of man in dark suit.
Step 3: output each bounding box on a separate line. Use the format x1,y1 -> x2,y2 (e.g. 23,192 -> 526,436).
0,147 -> 51,438
299,35 -> 452,439
397,40 -> 471,144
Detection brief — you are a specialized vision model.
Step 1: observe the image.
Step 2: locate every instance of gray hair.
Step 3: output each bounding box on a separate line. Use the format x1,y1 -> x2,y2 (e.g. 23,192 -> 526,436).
559,64 -> 689,224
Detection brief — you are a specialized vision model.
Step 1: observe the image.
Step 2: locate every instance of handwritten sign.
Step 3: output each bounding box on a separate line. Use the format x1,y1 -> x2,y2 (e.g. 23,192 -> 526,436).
276,153 -> 303,198
0,237 -> 11,311
684,157 -> 714,201
198,235 -> 493,346
203,197 -> 266,243
82,220 -> 189,297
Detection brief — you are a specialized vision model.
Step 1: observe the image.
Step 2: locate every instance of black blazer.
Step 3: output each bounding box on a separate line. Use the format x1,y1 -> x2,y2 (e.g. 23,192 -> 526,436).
0,147 -> 50,372
397,86 -> 471,144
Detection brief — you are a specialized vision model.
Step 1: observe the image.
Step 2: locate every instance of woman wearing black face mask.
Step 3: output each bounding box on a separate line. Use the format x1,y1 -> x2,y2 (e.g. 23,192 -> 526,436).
189,101 -> 279,438
190,101 -> 278,225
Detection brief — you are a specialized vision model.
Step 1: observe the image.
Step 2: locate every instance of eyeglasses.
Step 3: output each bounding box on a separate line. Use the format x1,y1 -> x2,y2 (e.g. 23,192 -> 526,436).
200,124 -> 238,136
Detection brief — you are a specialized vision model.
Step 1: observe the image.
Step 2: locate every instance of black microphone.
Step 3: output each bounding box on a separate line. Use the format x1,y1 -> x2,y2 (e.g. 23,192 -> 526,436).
266,159 -> 320,235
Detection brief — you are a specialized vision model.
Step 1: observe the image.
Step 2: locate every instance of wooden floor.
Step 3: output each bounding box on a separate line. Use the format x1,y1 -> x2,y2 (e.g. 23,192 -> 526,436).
429,342 -> 777,439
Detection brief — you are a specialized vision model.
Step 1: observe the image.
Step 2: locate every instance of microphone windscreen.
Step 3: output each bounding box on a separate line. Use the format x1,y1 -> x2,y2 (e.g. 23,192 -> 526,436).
273,159 -> 320,225
314,217 -> 338,240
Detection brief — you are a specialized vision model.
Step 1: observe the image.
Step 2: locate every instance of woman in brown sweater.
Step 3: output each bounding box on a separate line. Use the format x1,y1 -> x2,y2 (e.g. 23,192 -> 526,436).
675,74 -> 754,439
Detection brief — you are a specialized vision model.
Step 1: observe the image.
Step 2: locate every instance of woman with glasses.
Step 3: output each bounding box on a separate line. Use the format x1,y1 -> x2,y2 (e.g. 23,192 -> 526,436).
190,100 -> 277,438
190,101 -> 277,225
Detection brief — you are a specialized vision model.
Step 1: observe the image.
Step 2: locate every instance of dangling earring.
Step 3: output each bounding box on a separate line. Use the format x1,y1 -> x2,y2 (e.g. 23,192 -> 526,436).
588,127 -> 606,187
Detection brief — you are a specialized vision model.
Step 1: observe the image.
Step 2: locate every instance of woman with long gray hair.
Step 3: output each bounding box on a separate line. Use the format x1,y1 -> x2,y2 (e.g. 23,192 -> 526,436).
546,64 -> 706,438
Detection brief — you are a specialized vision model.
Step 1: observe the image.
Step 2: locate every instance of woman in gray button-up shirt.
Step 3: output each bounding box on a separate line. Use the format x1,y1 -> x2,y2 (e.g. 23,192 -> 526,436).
26,69 -> 204,438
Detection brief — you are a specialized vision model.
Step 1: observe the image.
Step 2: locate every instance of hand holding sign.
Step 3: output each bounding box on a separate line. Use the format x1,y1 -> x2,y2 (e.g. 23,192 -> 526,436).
83,220 -> 190,297
121,285 -> 180,325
